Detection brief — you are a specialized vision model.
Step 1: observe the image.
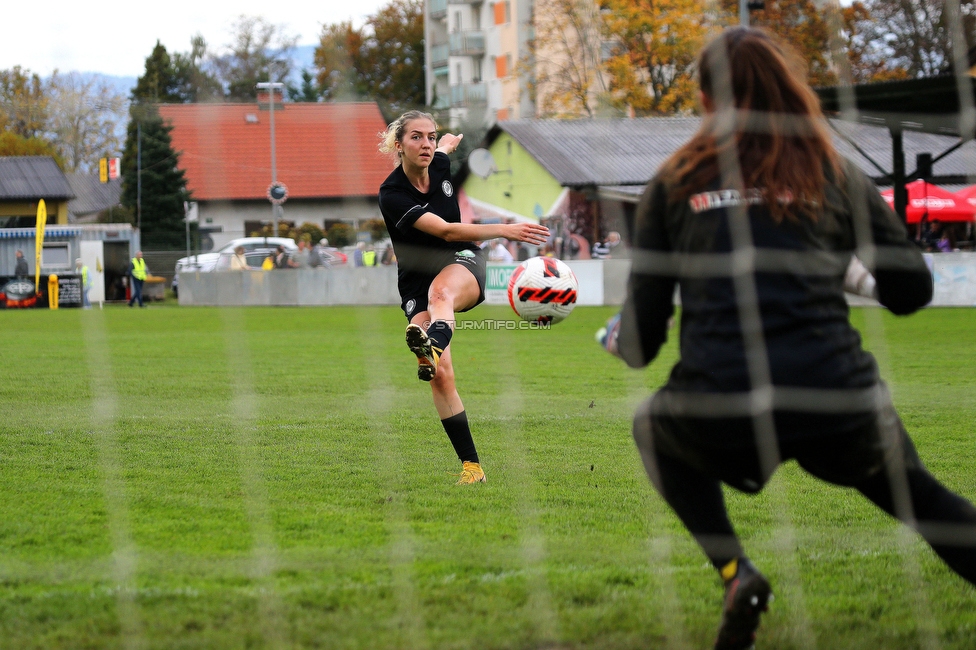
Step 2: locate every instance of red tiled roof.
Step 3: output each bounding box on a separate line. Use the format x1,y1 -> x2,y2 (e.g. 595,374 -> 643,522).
158,102 -> 393,201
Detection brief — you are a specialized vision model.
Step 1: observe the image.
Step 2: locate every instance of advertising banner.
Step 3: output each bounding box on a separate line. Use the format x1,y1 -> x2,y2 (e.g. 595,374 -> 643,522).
0,274 -> 83,309
485,263 -> 518,305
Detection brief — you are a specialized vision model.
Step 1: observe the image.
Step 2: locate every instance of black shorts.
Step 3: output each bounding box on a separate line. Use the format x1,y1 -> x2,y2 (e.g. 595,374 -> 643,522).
400,248 -> 487,321
633,384 -> 921,494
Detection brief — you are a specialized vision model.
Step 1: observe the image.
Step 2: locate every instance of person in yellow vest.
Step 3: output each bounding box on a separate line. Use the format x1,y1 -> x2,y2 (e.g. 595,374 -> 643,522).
75,258 -> 91,309
362,246 -> 377,267
128,250 -> 149,308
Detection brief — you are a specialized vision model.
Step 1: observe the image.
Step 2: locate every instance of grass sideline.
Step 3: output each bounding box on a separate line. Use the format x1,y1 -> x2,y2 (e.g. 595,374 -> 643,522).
1,304 -> 975,649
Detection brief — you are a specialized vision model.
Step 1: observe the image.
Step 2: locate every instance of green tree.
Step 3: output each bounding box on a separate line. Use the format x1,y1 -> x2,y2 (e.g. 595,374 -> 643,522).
131,42 -> 184,103
121,105 -> 190,249
288,70 -> 322,102
326,222 -> 355,247
211,15 -> 298,100
172,35 -> 223,102
313,0 -> 425,113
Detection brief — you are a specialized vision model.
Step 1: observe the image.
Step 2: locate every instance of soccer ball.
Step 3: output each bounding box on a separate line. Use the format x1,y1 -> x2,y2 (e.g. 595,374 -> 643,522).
507,256 -> 579,324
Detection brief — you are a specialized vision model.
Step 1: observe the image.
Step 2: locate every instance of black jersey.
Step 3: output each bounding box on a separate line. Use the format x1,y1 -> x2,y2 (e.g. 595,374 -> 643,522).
378,152 -> 479,293
617,159 -> 932,396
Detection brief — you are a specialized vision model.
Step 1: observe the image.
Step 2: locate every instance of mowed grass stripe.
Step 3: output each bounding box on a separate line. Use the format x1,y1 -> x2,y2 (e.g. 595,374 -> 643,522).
0,305 -> 974,648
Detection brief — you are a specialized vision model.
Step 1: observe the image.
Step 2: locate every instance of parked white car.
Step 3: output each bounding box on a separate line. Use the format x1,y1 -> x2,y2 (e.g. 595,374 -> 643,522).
173,237 -> 297,295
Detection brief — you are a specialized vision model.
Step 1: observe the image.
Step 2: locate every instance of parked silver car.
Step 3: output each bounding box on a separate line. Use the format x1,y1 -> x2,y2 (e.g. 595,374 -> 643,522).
173,237 -> 296,295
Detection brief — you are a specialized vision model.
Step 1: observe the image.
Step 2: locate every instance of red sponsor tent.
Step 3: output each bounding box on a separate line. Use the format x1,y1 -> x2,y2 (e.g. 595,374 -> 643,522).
953,184 -> 976,210
880,180 -> 976,223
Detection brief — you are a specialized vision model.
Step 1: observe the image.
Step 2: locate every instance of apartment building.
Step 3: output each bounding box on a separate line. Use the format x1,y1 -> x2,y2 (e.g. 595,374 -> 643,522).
425,0 -> 535,127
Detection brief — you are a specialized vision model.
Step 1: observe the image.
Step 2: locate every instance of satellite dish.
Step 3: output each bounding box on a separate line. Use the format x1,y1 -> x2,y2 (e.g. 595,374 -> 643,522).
468,148 -> 497,179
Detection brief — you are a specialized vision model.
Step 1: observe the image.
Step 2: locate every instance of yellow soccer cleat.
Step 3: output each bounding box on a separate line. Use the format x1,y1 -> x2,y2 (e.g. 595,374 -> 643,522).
455,461 -> 486,485
405,323 -> 441,382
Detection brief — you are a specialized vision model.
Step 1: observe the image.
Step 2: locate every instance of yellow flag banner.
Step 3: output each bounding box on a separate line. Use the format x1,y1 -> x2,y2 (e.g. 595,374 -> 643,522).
35,199 -> 46,294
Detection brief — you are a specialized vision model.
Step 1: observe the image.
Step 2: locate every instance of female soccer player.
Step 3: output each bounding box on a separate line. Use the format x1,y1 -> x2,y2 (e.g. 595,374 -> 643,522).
378,111 -> 549,485
602,27 -> 976,649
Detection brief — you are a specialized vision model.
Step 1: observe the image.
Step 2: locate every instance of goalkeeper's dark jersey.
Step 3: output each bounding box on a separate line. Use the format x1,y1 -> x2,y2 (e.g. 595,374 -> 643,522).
617,159 -> 932,396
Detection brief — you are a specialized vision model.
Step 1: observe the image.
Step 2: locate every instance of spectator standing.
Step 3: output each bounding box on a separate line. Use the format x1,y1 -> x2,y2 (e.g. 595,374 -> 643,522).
128,251 -> 149,307
14,249 -> 28,277
592,231 -> 622,259
363,246 -> 377,266
293,240 -> 311,269
229,246 -> 251,270
75,258 -> 91,308
488,238 -> 514,263
353,242 -> 366,267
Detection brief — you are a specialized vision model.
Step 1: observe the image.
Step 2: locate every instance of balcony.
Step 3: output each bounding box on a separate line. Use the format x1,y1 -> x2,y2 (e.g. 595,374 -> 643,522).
429,0 -> 447,19
450,82 -> 487,107
449,30 -> 485,56
430,43 -> 449,68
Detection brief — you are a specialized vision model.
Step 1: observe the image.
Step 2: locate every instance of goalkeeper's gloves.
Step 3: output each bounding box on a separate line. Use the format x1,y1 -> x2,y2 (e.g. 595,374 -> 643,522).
595,312 -> 622,358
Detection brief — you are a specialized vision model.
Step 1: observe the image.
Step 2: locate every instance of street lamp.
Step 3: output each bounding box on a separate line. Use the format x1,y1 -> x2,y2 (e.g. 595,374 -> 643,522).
256,81 -> 285,236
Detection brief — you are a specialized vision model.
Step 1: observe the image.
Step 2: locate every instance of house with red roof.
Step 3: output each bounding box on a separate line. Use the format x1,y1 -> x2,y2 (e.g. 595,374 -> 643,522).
158,98 -> 393,249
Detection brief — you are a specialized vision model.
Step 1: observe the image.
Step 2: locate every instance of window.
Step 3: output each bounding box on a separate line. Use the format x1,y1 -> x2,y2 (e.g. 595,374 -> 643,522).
42,243 -> 70,269
494,1 -> 510,25
453,11 -> 462,32
473,58 -> 483,83
456,64 -> 462,84
495,55 -> 507,78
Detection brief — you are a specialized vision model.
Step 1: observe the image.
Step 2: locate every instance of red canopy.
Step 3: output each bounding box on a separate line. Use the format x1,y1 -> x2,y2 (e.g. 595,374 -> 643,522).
880,180 -> 976,223
954,184 -> 976,210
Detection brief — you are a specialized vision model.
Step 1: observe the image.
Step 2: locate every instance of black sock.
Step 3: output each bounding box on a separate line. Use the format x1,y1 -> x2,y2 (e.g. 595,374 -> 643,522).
427,319 -> 453,352
441,411 -> 479,463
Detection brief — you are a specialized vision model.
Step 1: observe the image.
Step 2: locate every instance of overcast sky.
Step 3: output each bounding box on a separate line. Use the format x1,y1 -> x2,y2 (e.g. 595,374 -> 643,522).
2,0 -> 392,78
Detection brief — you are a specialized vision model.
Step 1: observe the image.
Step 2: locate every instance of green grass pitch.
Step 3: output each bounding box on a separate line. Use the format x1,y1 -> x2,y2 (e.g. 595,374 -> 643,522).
1,303 -> 975,649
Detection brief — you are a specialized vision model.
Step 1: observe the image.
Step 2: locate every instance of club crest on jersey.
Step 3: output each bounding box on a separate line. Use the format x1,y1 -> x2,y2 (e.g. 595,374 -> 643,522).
405,299 -> 417,315
441,180 -> 454,197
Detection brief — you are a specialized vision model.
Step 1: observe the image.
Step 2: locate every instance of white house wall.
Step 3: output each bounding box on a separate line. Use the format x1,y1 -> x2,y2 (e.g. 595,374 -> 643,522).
199,198 -> 382,250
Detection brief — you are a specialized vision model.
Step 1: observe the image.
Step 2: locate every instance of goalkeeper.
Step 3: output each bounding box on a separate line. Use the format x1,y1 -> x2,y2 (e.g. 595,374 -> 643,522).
601,27 -> 976,650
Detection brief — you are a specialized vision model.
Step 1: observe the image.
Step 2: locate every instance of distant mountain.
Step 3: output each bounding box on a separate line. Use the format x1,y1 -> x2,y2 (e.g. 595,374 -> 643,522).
286,44 -> 317,88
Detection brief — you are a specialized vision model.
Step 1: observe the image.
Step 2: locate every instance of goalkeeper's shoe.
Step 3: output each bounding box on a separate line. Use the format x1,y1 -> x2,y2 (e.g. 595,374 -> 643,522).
455,461 -> 486,485
714,558 -> 772,650
405,324 -> 441,382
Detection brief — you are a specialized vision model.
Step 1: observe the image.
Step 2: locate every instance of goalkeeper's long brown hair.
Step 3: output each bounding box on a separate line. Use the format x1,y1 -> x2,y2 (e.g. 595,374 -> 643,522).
662,27 -> 842,222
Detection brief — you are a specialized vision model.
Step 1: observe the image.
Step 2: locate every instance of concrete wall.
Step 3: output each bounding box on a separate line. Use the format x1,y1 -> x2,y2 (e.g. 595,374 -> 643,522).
177,259 -> 631,307
177,253 -> 976,308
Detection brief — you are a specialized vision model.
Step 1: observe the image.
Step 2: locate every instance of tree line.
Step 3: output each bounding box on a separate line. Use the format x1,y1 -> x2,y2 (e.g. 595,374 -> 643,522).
532,0 -> 976,118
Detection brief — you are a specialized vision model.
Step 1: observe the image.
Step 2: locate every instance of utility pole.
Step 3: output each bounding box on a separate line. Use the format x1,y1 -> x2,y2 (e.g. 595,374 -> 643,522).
256,81 -> 285,236
137,121 -> 142,233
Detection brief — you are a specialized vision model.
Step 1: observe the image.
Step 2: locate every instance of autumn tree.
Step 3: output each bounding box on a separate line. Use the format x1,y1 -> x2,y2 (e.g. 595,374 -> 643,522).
47,72 -> 127,173
728,0 -> 839,86
853,0 -> 976,77
0,131 -> 62,163
314,0 -> 425,114
525,0 -> 609,118
602,0 -> 711,115
211,15 -> 298,100
315,22 -> 364,101
0,66 -> 48,138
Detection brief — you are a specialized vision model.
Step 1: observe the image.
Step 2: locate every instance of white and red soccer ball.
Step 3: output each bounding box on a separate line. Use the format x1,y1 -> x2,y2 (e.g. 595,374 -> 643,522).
507,256 -> 579,324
